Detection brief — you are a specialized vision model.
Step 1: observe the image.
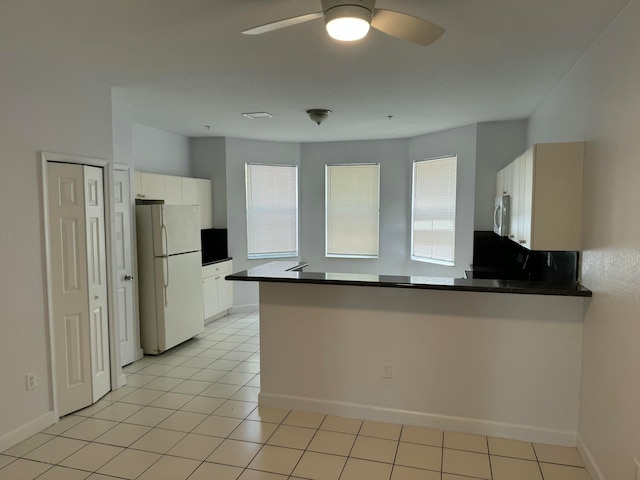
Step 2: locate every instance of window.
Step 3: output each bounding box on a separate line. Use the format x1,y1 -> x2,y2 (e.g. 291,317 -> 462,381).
326,163 -> 380,258
411,156 -> 457,265
245,163 -> 298,259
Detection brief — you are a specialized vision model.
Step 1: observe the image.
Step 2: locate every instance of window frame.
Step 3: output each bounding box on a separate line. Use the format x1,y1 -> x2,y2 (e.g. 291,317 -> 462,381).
325,163 -> 381,259
245,162 -> 299,260
410,155 -> 458,266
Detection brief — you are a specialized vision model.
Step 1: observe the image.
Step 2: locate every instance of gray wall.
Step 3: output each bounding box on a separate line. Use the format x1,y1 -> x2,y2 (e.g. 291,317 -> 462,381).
474,120 -> 528,230
527,1 -> 640,477
409,124 -> 478,276
225,137 -> 302,307
191,137 -> 228,228
133,123 -> 191,176
300,139 -> 410,276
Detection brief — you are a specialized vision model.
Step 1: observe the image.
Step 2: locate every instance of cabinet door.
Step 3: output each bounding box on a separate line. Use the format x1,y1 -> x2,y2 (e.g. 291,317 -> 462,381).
506,160 -> 519,241
196,179 -> 213,229
139,172 -> 165,200
217,275 -> 234,312
134,171 -> 142,198
181,177 -> 198,205
203,276 -> 218,320
164,175 -> 182,204
519,149 -> 534,248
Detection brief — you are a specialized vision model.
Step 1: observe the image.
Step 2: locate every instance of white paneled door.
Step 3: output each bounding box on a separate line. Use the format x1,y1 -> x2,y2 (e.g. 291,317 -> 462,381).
114,169 -> 136,366
47,162 -> 111,416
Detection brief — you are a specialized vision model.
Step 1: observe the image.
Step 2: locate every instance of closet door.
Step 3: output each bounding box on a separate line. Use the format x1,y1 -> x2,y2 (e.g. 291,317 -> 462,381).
84,166 -> 111,402
47,163 -> 93,416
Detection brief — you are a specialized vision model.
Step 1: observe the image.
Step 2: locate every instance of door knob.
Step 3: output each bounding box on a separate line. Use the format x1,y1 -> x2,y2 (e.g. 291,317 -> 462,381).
124,274 -> 134,281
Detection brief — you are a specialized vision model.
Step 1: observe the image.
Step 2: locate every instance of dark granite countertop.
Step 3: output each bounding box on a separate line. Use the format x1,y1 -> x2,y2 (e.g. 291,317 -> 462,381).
226,261 -> 592,297
202,257 -> 232,267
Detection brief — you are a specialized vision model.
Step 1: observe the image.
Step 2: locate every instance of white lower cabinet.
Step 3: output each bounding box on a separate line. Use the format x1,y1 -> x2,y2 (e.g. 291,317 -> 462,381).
202,260 -> 233,320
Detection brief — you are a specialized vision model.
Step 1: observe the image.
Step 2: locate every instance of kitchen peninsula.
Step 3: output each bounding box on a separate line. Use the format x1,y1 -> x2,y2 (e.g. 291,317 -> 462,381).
227,262 -> 591,446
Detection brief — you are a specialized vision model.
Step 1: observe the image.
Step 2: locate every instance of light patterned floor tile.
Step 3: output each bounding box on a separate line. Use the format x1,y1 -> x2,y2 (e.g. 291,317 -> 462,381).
444,431 -> 488,454
121,406 -> 173,427
239,468 -> 289,480
164,366 -> 202,379
167,433 -> 223,460
488,436 -> 536,460
97,449 -> 161,479
2,433 -> 54,457
307,430 -> 356,456
35,465 -> 90,480
200,383 -> 242,399
0,458 -> 51,479
319,415 -> 363,435
156,410 -> 208,432
189,369 -> 227,382
442,449 -> 491,480
206,439 -> 262,467
350,436 -> 398,464
491,456 -> 543,480
23,436 -> 87,464
360,421 -> 402,441
118,388 -> 165,405
231,386 -> 260,402
267,425 -> 316,450
94,423 -> 151,447
282,410 -> 325,429
123,373 -> 156,388
170,379 -> 211,395
59,442 -> 123,472
188,461 -> 243,480
42,416 -> 85,436
248,445 -> 303,475
137,455 -> 200,480
229,420 -> 278,444
180,395 -> 226,414
129,428 -> 186,454
218,372 -> 256,386
142,377 -> 184,392
149,392 -> 195,410
533,443 -> 585,467
400,426 -> 443,447
292,451 -> 347,480
539,463 -> 591,480
390,465 -> 441,480
214,400 -> 258,419
340,458 -> 393,480
0,455 -> 15,468
395,442 -> 441,471
192,415 -> 243,437
91,402 -> 142,422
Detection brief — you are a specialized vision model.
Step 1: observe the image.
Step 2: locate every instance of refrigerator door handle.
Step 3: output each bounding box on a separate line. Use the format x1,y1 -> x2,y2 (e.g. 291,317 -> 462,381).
163,256 -> 169,307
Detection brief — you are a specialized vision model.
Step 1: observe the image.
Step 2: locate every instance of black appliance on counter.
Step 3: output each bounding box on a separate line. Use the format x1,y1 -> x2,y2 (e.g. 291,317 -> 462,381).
201,228 -> 228,264
471,231 -> 579,283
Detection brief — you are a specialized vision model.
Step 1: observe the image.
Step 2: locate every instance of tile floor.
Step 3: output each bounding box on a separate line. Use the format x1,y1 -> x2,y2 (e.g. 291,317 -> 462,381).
0,310 -> 592,480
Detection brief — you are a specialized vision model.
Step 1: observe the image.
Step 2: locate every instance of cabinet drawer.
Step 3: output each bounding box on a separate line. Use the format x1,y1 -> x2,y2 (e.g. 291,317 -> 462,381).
202,260 -> 232,279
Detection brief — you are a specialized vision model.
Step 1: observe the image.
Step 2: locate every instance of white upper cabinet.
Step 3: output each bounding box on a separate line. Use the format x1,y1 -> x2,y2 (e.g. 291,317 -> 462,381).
163,175 -> 182,204
133,171 -> 214,228
181,177 -> 198,205
497,142 -> 584,251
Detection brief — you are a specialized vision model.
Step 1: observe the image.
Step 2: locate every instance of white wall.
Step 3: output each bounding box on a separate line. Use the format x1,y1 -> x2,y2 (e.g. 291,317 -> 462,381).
0,54 -> 113,447
475,120 -> 528,230
132,123 -> 190,176
225,138 -> 302,307
527,1 -> 640,478
191,137 -> 228,228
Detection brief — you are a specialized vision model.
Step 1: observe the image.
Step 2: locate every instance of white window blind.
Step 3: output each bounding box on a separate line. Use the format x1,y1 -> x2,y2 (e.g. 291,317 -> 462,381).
326,164 -> 380,258
245,163 -> 298,259
411,156 -> 457,265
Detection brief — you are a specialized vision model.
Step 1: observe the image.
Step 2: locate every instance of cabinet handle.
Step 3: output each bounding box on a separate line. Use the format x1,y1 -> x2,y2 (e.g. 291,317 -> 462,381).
509,235 -> 515,238
137,194 -> 146,198
519,240 -> 526,244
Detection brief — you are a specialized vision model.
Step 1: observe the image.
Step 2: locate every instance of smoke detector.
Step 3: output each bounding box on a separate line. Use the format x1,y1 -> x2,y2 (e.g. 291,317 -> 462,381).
307,109 -> 331,125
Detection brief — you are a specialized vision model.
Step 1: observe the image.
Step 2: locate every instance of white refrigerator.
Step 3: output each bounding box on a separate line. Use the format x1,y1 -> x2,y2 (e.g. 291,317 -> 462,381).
136,204 -> 204,354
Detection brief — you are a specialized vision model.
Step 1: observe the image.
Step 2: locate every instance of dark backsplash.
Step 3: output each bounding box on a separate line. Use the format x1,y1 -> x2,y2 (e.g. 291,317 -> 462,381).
472,231 -> 579,283
201,228 -> 228,264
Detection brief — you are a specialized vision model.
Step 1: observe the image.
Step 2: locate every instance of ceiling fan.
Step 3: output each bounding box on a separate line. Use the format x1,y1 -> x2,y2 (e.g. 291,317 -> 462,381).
242,0 -> 444,46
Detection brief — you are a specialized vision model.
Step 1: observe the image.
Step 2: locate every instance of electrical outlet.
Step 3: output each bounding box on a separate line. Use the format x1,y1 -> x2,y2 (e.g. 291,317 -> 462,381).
26,372 -> 37,391
634,458 -> 639,480
382,362 -> 393,379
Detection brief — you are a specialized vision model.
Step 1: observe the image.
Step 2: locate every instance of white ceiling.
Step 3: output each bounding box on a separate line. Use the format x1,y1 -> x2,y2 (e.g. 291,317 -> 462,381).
0,0 -> 630,142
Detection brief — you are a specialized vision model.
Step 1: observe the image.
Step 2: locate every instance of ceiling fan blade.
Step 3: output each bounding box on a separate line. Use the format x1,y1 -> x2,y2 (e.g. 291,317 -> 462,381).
371,9 -> 444,46
242,12 -> 323,35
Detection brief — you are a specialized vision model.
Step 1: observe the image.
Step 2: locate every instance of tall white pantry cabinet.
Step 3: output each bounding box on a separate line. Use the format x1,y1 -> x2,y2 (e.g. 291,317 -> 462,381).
497,142 -> 584,251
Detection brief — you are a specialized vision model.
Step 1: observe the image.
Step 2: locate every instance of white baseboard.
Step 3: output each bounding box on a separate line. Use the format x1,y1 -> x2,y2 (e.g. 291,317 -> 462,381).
0,411 -> 57,453
229,304 -> 259,314
259,392 -> 578,447
577,433 -> 605,480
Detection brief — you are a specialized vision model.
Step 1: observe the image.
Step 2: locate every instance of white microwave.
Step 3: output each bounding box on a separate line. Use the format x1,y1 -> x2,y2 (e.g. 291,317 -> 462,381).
493,195 -> 510,236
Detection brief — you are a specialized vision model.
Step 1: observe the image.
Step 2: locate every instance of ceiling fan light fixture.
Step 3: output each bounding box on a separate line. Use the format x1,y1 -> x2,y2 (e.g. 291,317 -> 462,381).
324,5 -> 371,42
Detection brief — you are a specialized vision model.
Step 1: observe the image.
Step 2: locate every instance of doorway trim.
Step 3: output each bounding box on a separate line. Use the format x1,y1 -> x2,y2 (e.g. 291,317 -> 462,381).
41,151 -> 125,419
